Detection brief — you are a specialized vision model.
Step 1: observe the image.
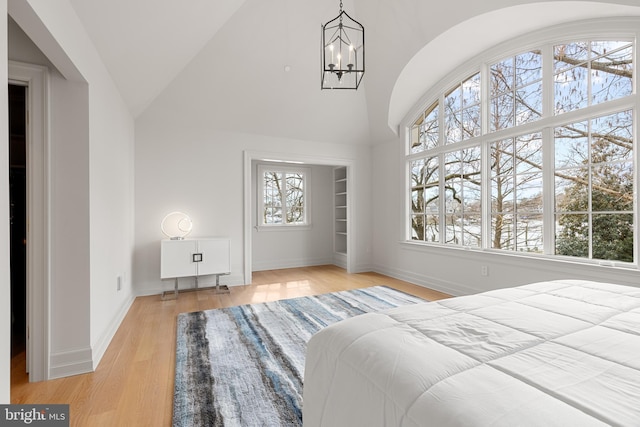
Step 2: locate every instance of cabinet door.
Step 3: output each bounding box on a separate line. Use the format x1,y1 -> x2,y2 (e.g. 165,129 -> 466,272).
196,239 -> 230,276
161,239 -> 198,278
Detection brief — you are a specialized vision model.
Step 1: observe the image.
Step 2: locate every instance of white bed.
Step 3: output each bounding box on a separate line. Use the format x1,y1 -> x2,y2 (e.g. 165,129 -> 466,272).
303,279 -> 640,426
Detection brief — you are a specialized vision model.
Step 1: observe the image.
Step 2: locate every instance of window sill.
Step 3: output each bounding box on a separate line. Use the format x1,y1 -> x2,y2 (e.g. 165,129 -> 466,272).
255,224 -> 312,232
400,240 -> 638,271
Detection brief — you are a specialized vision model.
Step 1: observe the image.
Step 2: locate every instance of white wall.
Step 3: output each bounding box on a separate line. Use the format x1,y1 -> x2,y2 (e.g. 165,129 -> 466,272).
134,117 -> 372,294
7,0 -> 135,377
251,162 -> 334,271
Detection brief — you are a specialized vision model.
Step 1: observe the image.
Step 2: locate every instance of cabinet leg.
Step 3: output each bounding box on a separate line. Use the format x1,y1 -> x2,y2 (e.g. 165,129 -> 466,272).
214,274 -> 230,294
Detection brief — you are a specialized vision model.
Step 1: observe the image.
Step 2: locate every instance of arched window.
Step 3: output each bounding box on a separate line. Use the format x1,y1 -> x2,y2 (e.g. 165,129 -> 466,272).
405,19 -> 636,264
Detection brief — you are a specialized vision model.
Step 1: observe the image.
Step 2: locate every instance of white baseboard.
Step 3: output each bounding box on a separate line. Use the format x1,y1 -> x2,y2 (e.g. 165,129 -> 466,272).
49,347 -> 94,379
91,293 -> 136,370
252,257 -> 334,272
372,264 -> 474,297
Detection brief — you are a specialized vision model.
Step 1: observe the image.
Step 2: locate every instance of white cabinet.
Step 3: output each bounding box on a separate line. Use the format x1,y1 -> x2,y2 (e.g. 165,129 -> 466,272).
161,238 -> 230,278
161,238 -> 230,298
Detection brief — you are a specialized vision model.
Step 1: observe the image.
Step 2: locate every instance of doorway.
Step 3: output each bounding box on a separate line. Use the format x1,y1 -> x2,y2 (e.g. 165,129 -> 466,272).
9,61 -> 49,382
9,84 -> 27,360
243,150 -> 354,284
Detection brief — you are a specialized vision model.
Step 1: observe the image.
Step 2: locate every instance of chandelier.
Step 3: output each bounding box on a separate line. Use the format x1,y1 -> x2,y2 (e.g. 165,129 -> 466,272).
321,1 -> 364,90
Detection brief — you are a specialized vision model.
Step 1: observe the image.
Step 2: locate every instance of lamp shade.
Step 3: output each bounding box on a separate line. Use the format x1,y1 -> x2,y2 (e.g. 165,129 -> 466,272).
161,211 -> 193,240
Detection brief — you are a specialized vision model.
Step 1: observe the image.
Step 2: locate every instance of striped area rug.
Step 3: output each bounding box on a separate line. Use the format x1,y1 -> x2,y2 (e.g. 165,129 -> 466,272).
173,286 -> 426,427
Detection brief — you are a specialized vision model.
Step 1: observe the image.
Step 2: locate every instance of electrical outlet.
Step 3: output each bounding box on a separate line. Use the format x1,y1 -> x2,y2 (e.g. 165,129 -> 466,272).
481,266 -> 488,276
117,276 -> 122,291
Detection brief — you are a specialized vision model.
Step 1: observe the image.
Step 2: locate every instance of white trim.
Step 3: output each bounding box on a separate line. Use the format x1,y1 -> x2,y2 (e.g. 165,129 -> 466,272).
243,150 -> 355,284
9,61 -> 50,382
49,347 -> 93,379
91,294 -> 135,370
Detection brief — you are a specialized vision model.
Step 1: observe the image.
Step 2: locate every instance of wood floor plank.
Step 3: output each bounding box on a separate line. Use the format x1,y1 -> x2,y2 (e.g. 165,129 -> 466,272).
10,266 -> 450,426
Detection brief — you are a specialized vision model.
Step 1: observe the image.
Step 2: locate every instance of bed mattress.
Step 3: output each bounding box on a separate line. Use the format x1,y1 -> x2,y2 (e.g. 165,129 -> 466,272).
303,279 -> 640,426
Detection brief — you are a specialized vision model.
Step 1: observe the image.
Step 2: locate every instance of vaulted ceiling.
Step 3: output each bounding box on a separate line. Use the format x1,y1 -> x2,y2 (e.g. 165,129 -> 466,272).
66,0 -> 640,145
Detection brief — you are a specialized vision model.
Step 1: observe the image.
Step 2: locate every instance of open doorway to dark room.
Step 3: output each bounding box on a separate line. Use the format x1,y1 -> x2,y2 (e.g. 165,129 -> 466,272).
9,83 -> 27,359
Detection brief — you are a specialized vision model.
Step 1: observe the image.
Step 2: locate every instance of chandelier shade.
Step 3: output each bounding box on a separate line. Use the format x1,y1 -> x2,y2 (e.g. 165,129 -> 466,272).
321,3 -> 364,90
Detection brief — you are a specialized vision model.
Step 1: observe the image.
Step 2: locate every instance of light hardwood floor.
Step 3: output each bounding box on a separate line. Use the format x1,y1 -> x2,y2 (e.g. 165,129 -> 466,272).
11,265 -> 450,426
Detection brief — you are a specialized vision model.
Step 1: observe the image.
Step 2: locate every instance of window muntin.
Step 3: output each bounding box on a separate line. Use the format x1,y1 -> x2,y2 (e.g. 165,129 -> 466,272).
554,41 -> 633,114
491,133 -> 543,252
410,156 -> 439,241
445,73 -> 481,144
490,51 -> 543,132
444,147 -> 482,246
554,110 -> 634,261
259,165 -> 308,226
406,30 -> 635,264
410,148 -> 482,246
410,103 -> 439,154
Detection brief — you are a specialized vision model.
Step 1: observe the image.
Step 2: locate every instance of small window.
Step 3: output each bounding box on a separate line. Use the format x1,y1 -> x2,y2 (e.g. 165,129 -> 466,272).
258,165 -> 309,227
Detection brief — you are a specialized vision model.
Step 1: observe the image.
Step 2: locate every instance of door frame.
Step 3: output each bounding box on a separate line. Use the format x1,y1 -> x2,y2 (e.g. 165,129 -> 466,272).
9,61 -> 50,382
243,150 -> 354,284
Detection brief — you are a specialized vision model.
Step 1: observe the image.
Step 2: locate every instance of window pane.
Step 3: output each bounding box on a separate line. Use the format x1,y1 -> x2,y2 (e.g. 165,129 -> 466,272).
424,187 -> 439,213
491,213 -> 514,250
591,43 -> 632,105
491,58 -> 513,95
515,50 -> 542,87
263,172 -> 282,224
462,73 -> 481,107
592,163 -> 633,212
516,172 -> 543,212
445,182 -> 462,214
462,213 -> 482,247
516,213 -> 543,253
286,173 -> 304,223
444,109 -> 462,144
555,121 -> 588,168
445,213 -> 461,244
492,139 -> 514,176
555,41 -> 633,114
492,176 -> 514,212
491,51 -> 542,131
592,213 -> 633,262
554,42 -> 589,73
411,214 -> 424,240
410,157 -> 439,240
490,93 -> 514,132
445,86 -> 461,113
411,103 -> 439,153
462,105 -> 481,138
555,169 -> 588,212
515,82 -> 542,125
555,213 -> 589,257
411,189 -> 423,213
515,133 -> 542,174
445,74 -> 481,144
555,65 -> 588,113
425,215 -> 439,242
591,110 -> 633,164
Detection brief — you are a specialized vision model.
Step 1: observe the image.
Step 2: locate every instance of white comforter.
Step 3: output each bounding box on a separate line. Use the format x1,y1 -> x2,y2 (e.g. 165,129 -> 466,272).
303,279 -> 640,427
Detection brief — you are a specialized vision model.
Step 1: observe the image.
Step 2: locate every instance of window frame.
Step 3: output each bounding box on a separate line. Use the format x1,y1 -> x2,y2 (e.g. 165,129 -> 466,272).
257,164 -> 311,230
402,18 -> 639,267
